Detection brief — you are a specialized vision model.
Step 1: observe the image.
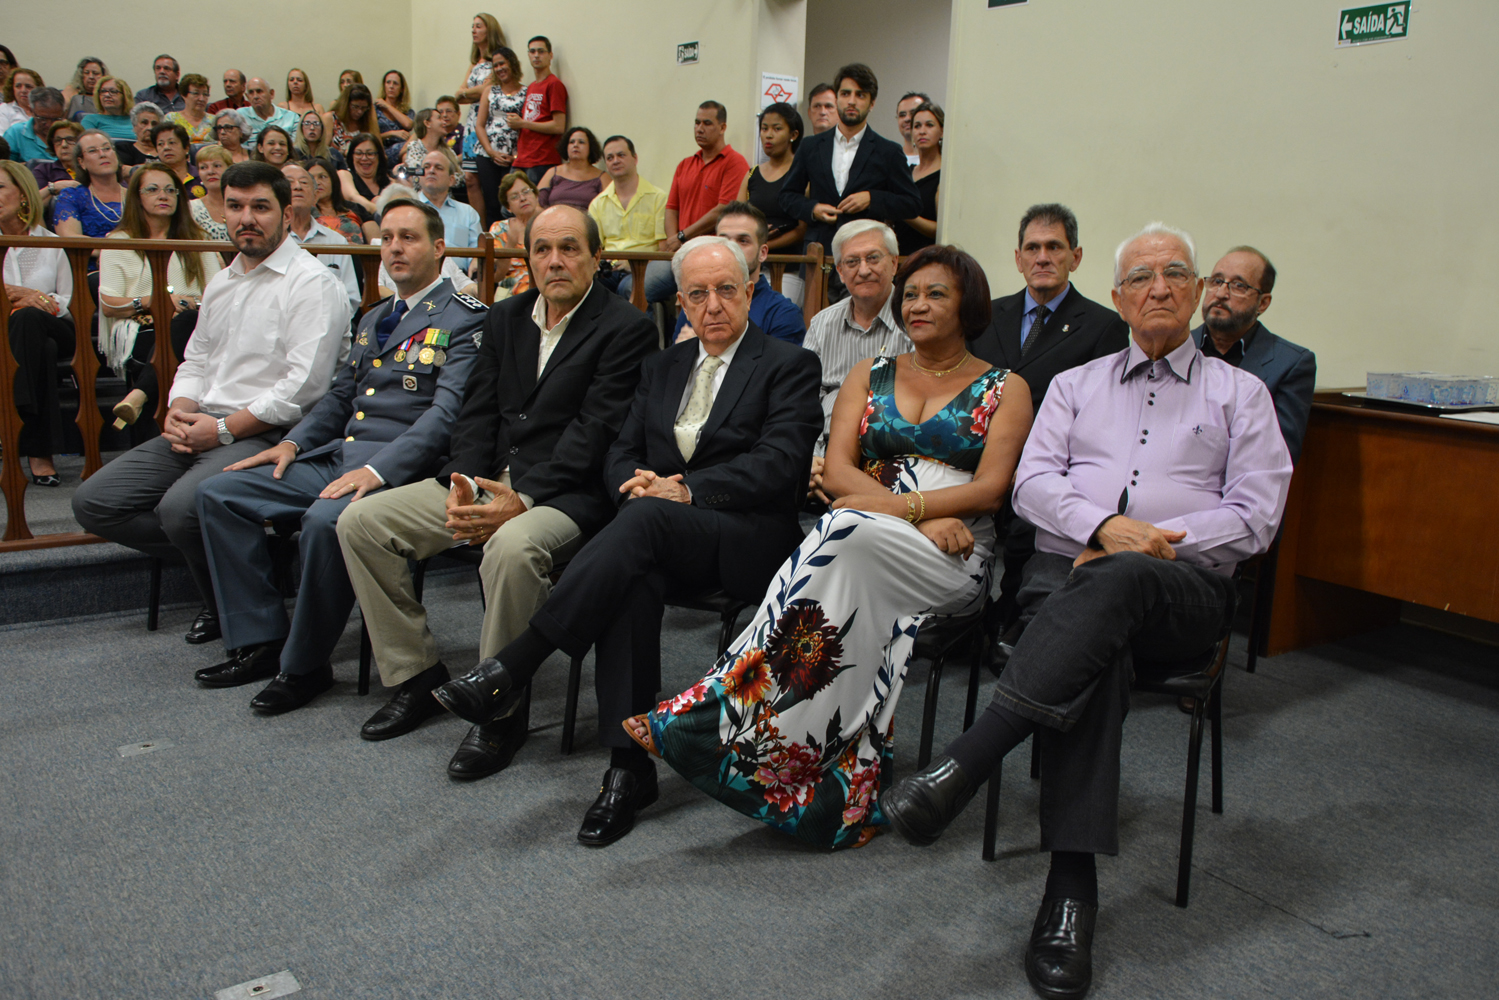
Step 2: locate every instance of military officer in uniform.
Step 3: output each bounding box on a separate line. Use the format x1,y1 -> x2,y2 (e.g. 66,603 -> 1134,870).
192,197 -> 484,713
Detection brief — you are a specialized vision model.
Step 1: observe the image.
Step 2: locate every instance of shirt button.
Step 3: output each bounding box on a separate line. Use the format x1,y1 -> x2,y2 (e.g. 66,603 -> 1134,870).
365,388 -> 375,396
355,412 -> 365,420
509,446 -> 519,455
1149,392 -> 1155,398
518,413 -> 527,420
372,359 -> 381,367
1131,480 -> 1137,485
1147,401 -> 1154,406
346,435 -> 355,442
1143,429 -> 1149,435
1133,470 -> 1139,475
1140,438 -> 1146,444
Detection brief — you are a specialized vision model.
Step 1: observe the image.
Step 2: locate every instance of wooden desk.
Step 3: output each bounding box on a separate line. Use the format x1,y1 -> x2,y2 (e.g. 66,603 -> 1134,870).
1266,392 -> 1499,654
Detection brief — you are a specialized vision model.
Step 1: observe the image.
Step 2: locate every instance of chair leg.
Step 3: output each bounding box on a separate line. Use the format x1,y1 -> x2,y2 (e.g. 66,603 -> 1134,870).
358,619 -> 372,696
147,558 -> 162,631
918,652 -> 944,769
963,638 -> 984,731
1246,547 -> 1279,674
717,607 -> 744,658
981,762 -> 1002,862
473,567 -> 486,610
1030,733 -> 1041,780
562,651 -> 584,754
1176,700 -> 1208,908
412,558 -> 427,601
1210,682 -> 1224,815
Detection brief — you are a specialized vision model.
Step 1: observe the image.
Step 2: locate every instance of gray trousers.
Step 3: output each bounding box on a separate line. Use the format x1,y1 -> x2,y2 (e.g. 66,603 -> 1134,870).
335,479 -> 584,688
73,430 -> 282,613
996,551 -> 1237,854
196,455 -> 366,670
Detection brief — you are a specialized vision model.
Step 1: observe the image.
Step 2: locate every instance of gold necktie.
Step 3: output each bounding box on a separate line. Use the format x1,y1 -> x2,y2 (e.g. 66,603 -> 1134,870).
674,355 -> 726,461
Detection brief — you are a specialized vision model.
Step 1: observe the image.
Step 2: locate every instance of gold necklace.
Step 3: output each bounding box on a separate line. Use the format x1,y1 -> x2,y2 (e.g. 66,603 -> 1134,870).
910,351 -> 969,377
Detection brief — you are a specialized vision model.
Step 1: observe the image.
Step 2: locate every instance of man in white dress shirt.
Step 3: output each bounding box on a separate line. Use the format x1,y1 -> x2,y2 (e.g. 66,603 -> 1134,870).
74,161 -> 351,644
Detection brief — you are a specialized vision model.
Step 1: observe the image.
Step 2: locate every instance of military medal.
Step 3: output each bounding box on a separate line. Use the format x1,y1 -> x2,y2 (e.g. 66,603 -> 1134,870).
433,348 -> 447,366
418,347 -> 436,365
393,349 -> 406,362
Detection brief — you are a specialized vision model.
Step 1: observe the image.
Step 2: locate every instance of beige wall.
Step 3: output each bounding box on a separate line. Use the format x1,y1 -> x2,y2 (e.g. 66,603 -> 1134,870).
5,0 -> 412,108
942,0 -> 1499,386
805,0 -> 951,127
407,1 -> 806,195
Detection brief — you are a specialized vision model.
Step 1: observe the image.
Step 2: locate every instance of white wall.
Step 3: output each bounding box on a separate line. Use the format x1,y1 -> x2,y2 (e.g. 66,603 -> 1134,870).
407,1 -> 806,195
5,0 -> 413,109
804,0 -> 951,129
941,0 -> 1499,386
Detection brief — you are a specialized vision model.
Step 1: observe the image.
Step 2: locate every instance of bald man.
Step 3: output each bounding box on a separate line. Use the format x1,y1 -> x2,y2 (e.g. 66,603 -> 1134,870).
240,77 -> 299,149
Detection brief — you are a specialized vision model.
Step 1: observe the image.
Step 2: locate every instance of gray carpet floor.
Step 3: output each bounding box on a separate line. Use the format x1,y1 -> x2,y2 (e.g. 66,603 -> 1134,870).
1,572 -> 1496,999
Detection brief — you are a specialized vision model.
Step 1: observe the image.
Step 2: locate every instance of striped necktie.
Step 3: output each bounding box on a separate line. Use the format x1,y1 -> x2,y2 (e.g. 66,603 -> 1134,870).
675,355 -> 726,461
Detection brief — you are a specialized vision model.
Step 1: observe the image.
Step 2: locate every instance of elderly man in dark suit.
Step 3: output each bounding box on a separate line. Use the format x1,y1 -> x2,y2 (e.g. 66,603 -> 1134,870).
778,62 -> 922,260
434,235 -> 822,847
969,203 -> 1130,629
193,199 -> 482,703
1192,246 -> 1315,463
335,204 -> 658,772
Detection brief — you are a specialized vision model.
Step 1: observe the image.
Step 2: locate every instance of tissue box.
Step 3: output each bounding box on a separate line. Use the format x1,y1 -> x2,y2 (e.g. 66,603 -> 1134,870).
1366,372 -> 1499,406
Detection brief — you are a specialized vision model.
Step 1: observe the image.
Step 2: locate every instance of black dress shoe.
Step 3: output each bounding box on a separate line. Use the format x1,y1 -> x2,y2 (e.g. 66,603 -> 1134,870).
184,609 -> 222,645
31,474 -> 61,487
1025,897 -> 1097,999
361,662 -> 450,741
882,755 -> 978,846
577,766 -> 658,847
250,668 -> 334,715
431,657 -> 526,726
447,712 -> 529,781
195,642 -> 283,688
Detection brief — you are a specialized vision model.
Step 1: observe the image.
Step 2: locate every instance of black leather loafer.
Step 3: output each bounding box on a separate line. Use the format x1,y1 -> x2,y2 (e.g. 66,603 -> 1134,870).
250,668 -> 334,715
184,608 -> 222,645
577,766 -> 658,847
1025,897 -> 1098,999
881,755 -> 978,846
447,712 -> 529,780
431,657 -> 525,726
195,642 -> 282,688
360,662 -> 450,741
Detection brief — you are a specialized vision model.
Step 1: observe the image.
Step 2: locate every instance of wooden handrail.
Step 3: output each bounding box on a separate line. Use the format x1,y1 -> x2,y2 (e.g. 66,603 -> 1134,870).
0,233 -> 831,550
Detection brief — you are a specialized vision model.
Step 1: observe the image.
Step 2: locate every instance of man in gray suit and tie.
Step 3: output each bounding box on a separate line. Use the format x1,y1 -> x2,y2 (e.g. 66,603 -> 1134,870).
1192,246 -> 1316,463
192,198 -> 483,711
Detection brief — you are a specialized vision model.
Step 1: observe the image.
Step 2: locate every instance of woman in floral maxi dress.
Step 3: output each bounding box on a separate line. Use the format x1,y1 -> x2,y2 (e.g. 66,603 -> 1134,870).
630,245 -> 1033,850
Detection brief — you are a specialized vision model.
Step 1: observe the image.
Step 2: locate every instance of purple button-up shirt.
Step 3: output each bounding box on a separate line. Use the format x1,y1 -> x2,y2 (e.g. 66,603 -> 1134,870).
1013,335 -> 1292,575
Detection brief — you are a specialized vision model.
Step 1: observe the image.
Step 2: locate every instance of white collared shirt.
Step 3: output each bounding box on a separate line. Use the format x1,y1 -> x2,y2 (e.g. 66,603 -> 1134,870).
831,124 -> 868,196
675,327 -> 745,420
530,280 -> 594,377
289,218 -> 360,311
170,233 -> 352,424
1,225 -> 72,310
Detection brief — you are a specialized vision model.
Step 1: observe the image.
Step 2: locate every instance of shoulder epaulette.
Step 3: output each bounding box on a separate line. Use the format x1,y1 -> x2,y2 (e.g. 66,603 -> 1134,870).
453,292 -> 488,312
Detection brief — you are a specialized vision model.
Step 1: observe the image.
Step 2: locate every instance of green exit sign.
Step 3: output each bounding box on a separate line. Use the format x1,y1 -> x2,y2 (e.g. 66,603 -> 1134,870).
1338,3 -> 1410,46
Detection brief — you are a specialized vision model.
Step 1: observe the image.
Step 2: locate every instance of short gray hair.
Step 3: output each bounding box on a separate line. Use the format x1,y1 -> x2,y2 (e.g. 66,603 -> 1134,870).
1113,221 -> 1197,286
130,102 -> 162,125
29,87 -> 64,111
831,219 -> 897,262
214,109 -> 249,131
672,235 -> 749,288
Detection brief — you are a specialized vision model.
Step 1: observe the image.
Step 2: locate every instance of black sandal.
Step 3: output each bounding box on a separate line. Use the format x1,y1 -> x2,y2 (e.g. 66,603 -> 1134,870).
31,474 -> 61,487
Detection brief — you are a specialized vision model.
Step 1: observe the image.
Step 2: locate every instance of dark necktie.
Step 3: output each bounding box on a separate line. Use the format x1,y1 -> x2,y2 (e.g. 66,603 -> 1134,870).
376,299 -> 408,349
1020,304 -> 1048,360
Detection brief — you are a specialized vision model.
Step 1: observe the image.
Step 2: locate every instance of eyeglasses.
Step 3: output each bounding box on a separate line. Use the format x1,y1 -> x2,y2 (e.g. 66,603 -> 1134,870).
1120,265 -> 1196,292
214,124 -> 240,132
352,149 -> 378,158
684,283 -> 746,306
1206,275 -> 1263,297
140,185 -> 180,197
838,251 -> 888,271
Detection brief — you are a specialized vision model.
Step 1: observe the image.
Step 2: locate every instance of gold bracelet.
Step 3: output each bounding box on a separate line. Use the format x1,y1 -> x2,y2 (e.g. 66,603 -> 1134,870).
915,490 -> 926,523
904,494 -> 917,523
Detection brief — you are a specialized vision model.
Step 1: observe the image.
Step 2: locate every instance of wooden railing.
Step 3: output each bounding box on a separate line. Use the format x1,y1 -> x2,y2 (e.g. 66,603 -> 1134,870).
0,234 -> 829,551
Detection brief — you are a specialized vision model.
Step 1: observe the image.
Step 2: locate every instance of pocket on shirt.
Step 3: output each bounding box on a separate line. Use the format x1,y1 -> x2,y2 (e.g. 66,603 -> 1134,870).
1167,423 -> 1229,490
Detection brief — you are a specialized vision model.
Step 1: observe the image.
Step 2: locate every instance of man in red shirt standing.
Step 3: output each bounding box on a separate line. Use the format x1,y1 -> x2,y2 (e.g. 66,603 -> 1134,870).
641,101 -> 749,304
509,36 -> 568,184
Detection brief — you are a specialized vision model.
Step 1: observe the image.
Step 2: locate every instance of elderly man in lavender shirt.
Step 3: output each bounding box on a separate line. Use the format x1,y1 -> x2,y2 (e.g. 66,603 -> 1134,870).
884,222 -> 1292,1000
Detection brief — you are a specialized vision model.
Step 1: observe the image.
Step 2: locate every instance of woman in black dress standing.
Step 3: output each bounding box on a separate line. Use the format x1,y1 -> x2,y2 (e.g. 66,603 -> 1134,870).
738,101 -> 807,304
893,102 -> 943,257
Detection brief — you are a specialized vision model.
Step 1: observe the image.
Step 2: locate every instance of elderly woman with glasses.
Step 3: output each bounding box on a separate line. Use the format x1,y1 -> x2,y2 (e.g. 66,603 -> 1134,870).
165,73 -> 214,144
210,109 -> 251,163
338,132 -> 396,215
31,121 -> 84,221
80,75 -> 136,141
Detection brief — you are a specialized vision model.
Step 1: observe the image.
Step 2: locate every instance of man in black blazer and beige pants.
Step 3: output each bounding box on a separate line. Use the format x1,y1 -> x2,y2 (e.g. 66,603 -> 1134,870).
968,204 -> 1130,628
435,235 -> 822,847
337,206 -> 657,774
778,62 -> 922,260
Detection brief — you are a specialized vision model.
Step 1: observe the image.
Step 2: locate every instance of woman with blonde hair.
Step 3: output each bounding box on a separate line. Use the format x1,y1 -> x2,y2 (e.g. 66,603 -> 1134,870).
97,163 -> 224,429
79,75 -> 135,141
336,69 -> 363,93
457,13 -> 507,219
63,57 -> 107,120
279,68 -> 323,117
294,110 -> 339,167
374,69 -> 413,162
0,161 -> 75,485
188,144 -> 232,241
324,83 -> 378,155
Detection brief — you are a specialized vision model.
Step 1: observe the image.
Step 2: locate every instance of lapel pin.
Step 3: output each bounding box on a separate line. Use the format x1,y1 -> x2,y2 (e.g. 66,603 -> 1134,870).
1062,324 -> 1070,333
423,300 -> 438,311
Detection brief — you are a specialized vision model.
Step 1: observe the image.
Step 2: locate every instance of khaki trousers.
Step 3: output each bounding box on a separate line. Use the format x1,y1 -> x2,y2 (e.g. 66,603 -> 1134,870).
335,479 -> 583,687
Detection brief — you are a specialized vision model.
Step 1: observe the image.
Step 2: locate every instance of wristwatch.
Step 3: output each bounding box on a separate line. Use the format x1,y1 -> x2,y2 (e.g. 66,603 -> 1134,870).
676,230 -> 687,243
131,297 -> 143,315
215,417 -> 234,446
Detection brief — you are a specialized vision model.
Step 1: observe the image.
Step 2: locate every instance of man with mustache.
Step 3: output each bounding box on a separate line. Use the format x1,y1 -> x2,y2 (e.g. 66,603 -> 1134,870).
74,161 -> 352,646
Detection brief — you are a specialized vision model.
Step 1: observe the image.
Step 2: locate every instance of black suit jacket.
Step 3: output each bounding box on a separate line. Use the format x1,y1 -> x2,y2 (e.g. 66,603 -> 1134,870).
969,285 -> 1130,414
604,323 -> 822,602
778,125 -> 922,253
1192,321 -> 1316,464
441,281 -> 658,537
